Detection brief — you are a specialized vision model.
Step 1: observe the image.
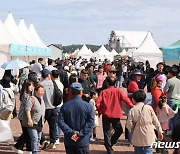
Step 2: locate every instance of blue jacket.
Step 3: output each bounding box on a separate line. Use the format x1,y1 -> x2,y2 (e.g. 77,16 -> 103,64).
59,96 -> 94,146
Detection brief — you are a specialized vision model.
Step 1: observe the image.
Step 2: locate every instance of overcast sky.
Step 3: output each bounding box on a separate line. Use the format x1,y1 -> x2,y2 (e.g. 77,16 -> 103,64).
0,0 -> 179,47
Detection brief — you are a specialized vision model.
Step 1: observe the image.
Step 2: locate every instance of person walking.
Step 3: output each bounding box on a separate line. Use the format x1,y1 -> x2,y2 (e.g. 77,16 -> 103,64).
51,70 -> 64,145
126,90 -> 163,154
59,82 -> 94,154
25,85 -> 45,154
41,69 -> 57,149
164,66 -> 180,132
96,77 -> 134,154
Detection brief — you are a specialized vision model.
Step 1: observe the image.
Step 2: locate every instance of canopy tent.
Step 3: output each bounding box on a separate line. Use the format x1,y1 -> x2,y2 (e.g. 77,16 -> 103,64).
0,12 -> 51,58
131,32 -> 163,69
94,45 -> 113,61
111,49 -> 118,56
163,44 -> 180,65
170,40 -> 180,46
109,31 -> 148,51
119,49 -> 127,56
18,18 -> 38,46
72,48 -> 79,55
76,44 -> 93,59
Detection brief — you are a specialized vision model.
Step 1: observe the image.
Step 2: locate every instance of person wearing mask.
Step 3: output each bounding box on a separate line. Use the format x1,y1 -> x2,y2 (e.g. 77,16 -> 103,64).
59,83 -> 94,154
96,77 -> 134,154
41,69 -> 56,149
126,90 -> 163,154
78,69 -> 91,102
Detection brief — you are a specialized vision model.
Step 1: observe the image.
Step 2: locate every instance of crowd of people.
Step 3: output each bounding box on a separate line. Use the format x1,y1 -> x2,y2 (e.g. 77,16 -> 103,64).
0,56 -> 180,154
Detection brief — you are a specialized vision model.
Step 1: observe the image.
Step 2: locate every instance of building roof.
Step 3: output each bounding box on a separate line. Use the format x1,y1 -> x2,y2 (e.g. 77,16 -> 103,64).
48,44 -> 63,50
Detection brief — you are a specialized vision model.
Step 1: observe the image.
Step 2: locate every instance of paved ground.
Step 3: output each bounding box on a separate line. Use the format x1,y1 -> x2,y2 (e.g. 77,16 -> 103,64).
0,89 -> 173,154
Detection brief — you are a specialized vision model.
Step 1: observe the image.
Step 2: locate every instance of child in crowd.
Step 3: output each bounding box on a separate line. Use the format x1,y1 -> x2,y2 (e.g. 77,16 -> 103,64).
156,93 -> 176,134
89,91 -> 99,141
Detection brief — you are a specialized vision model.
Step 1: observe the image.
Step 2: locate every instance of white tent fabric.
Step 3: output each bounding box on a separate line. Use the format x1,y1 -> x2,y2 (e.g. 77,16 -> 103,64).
0,20 -> 10,45
113,31 -> 147,48
29,23 -> 47,48
94,45 -> 113,61
72,48 -> 79,55
119,49 -> 127,56
76,44 -> 93,59
132,32 -> 163,69
18,18 -> 38,46
111,49 -> 118,56
4,13 -> 25,45
125,49 -> 135,57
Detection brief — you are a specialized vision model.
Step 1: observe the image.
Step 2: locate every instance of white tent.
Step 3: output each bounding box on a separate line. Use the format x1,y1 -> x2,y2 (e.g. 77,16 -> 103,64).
132,32 -> 163,69
119,49 -> 127,56
94,45 -> 113,61
18,18 -> 39,46
111,31 -> 147,49
29,23 -> 47,48
4,13 -> 25,45
76,44 -> 93,59
111,49 -> 118,56
72,48 -> 79,55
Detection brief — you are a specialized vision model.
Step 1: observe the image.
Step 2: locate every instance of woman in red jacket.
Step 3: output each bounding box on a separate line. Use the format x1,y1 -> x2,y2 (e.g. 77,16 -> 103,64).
151,74 -> 164,113
127,69 -> 143,93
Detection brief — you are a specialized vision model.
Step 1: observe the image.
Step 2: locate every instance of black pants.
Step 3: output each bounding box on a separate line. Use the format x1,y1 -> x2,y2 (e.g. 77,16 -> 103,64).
14,124 -> 31,151
102,115 -> 123,154
45,108 -> 57,144
65,145 -> 89,154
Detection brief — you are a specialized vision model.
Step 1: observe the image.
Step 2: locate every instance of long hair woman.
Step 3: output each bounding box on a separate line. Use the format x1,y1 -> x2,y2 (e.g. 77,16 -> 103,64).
12,79 -> 34,154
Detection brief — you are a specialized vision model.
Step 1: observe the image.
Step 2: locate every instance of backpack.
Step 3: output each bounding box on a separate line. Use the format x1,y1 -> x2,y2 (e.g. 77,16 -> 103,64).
52,80 -> 63,107
0,86 -> 15,119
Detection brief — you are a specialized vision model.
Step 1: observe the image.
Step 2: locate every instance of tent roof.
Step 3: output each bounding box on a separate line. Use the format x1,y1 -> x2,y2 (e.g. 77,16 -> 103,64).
132,32 -> 162,68
120,49 -> 126,56
133,32 -> 162,54
95,45 -> 111,55
76,44 -> 93,56
113,31 -> 147,48
170,40 -> 180,46
29,23 -> 47,48
18,18 -> 40,46
0,20 -> 10,44
4,12 -> 25,45
111,49 -> 118,56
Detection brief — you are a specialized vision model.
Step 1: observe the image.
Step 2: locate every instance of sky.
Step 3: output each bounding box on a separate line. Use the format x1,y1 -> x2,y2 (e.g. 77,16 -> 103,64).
0,0 -> 180,47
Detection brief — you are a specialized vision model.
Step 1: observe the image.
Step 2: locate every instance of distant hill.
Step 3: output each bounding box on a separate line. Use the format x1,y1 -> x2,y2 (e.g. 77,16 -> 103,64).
62,44 -> 109,53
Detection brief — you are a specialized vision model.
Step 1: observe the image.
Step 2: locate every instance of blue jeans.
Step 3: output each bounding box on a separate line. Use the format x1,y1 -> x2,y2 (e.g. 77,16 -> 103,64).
28,128 -> 41,154
56,107 -> 61,140
167,100 -> 178,131
115,76 -> 122,88
134,146 -> 152,154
